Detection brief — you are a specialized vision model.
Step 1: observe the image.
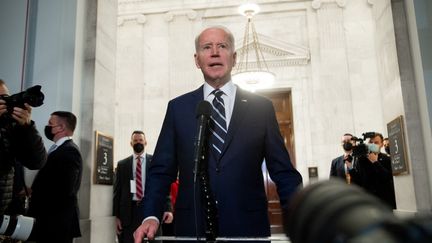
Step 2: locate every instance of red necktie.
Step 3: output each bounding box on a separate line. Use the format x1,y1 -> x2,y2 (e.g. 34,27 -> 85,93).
136,156 -> 143,200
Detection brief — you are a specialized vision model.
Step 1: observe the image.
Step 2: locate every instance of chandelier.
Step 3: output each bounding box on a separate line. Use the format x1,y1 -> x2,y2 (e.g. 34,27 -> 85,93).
232,3 -> 275,92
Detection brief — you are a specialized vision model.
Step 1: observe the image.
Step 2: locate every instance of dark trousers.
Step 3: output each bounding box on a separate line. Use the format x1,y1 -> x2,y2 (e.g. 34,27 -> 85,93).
117,202 -> 162,243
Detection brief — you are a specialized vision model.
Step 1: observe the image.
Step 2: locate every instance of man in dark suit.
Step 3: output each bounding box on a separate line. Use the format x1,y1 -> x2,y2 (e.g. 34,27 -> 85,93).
330,133 -> 354,182
27,111 -> 82,243
113,131 -> 173,243
348,133 -> 396,209
134,26 -> 302,242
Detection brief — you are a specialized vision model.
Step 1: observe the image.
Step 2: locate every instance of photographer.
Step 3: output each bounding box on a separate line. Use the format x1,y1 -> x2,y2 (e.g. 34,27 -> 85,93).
347,132 -> 396,209
0,80 -> 47,242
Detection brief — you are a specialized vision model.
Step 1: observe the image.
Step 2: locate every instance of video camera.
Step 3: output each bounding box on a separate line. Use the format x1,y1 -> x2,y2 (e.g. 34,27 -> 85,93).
347,132 -> 380,160
0,85 -> 44,114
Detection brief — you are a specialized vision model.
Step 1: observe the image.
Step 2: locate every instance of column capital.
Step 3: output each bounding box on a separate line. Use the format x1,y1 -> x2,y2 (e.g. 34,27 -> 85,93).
165,9 -> 197,22
312,0 -> 346,10
118,14 -> 147,26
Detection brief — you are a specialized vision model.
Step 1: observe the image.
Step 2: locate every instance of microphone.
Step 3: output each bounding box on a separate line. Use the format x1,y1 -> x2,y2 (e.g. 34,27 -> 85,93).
192,101 -> 218,241
193,101 -> 212,181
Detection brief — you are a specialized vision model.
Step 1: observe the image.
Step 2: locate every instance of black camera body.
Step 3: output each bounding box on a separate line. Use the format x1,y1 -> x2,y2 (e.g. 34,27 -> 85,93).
0,85 -> 44,114
350,132 -> 378,158
286,180 -> 432,243
0,85 -> 45,166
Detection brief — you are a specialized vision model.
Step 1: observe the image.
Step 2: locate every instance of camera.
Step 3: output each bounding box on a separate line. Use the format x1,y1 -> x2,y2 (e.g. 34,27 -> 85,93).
349,132 -> 380,158
285,180 -> 432,243
0,85 -> 44,114
0,85 -> 45,166
0,214 -> 35,240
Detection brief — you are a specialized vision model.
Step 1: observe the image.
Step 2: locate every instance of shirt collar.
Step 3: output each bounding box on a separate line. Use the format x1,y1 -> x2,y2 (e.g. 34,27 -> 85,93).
134,153 -> 145,161
54,136 -> 72,147
203,80 -> 236,99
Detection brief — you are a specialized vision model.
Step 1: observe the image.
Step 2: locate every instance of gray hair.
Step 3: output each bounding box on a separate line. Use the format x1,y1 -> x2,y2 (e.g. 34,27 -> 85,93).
194,25 -> 235,52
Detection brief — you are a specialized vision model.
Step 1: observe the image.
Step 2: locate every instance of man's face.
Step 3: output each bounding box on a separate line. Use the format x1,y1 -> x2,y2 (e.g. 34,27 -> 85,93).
131,133 -> 146,147
341,135 -> 353,144
46,115 -> 64,141
194,28 -> 236,87
341,135 -> 354,151
369,136 -> 384,149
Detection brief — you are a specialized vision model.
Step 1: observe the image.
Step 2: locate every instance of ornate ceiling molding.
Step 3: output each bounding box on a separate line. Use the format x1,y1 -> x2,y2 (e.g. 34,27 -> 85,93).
164,9 -> 197,22
118,14 -> 147,26
235,34 -> 310,68
311,0 -> 346,10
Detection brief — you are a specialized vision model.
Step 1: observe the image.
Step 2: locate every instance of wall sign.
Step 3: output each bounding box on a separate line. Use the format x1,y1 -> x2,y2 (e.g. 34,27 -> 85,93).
387,116 -> 409,175
308,166 -> 319,183
94,131 -> 114,184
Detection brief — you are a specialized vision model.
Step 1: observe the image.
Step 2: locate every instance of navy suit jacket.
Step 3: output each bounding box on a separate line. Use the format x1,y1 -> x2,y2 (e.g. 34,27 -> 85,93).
330,155 -> 347,180
113,154 -> 153,226
142,85 -> 302,237
28,139 -> 82,241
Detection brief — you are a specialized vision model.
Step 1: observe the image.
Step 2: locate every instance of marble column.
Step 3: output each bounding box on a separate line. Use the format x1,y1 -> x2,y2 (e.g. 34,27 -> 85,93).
310,0 -> 355,164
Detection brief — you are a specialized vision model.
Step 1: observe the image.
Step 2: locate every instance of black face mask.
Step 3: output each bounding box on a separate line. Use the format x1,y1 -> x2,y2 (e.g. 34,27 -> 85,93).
343,142 -> 353,151
385,146 -> 390,155
44,125 -> 55,141
133,143 -> 144,154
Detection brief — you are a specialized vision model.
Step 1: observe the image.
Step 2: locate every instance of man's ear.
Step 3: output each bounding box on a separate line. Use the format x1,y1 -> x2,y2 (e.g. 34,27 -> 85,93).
59,124 -> 66,132
194,53 -> 201,69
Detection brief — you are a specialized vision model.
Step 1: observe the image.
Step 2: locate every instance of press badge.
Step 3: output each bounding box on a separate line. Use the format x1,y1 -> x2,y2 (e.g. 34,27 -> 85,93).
130,180 -> 136,193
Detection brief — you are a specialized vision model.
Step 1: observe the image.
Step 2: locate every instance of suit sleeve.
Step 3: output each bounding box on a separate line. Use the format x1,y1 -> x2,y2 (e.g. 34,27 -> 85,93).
330,158 -> 337,177
56,146 -> 82,198
370,154 -> 393,182
262,100 -> 302,209
142,101 -> 178,220
11,120 -> 47,169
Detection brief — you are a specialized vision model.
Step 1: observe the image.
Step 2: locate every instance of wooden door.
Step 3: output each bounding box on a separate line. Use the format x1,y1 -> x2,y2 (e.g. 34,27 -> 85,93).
259,90 -> 295,234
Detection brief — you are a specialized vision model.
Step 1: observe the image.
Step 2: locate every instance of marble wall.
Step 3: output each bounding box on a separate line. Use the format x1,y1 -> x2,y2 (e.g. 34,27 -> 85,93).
116,1 -> 379,179
116,0 -> 431,222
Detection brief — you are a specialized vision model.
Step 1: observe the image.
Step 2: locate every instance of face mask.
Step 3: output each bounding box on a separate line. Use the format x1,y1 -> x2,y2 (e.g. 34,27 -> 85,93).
133,143 -> 144,154
44,125 -> 55,141
385,146 -> 390,154
343,142 -> 353,151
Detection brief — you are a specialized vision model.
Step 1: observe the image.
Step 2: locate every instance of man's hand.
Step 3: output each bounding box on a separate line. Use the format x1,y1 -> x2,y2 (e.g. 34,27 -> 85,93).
162,211 -> 173,224
115,217 -> 123,235
12,103 -> 32,126
134,218 -> 159,243
367,152 -> 379,164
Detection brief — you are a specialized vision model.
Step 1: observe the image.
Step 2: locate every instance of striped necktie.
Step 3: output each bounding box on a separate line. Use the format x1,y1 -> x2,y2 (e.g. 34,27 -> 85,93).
136,156 -> 143,200
210,89 -> 227,157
